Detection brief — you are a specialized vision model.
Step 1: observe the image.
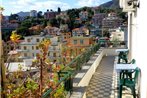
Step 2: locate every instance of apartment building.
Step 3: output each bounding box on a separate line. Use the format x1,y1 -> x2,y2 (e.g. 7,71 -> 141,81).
48,36 -> 62,63
92,13 -> 107,27
19,35 -> 62,63
109,28 -> 125,41
30,10 -> 37,17
61,32 -> 71,42
72,27 -> 89,37
102,13 -> 123,30
44,26 -> 60,37
19,35 -> 44,59
44,10 -> 58,20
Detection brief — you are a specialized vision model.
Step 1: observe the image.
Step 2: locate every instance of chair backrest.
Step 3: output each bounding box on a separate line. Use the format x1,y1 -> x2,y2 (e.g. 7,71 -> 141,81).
130,59 -> 136,64
134,67 -> 141,83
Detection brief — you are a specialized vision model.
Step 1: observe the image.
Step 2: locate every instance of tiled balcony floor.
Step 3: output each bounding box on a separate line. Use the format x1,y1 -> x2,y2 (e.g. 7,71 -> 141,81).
86,56 -> 134,98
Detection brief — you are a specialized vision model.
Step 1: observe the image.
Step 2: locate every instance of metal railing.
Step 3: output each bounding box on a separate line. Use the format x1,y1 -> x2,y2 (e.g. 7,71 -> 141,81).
99,40 -> 127,48
42,43 -> 100,98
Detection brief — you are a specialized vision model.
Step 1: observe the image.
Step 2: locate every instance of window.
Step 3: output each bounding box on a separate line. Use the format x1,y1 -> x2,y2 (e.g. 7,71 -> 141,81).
53,46 -> 56,50
24,46 -> 27,50
80,40 -> 84,44
36,38 -> 40,42
17,46 -> 20,49
24,53 -> 27,57
118,34 -> 121,36
32,53 -> 34,57
73,40 -> 77,44
32,46 -> 34,50
36,46 -> 39,50
27,38 -> 31,42
53,53 -> 56,57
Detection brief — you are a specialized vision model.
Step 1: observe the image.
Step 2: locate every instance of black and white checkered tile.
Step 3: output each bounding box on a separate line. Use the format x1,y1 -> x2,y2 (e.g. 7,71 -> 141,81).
86,56 -> 134,98
70,50 -> 101,98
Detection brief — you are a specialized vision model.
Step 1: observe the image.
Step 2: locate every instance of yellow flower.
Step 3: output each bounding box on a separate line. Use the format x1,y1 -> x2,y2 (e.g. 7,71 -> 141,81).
38,39 -> 51,50
10,31 -> 21,43
0,6 -> 4,11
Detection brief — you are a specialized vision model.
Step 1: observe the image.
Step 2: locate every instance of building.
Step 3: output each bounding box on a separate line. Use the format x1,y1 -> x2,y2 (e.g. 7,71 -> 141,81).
19,35 -> 62,63
44,26 -> 60,37
67,36 -> 95,54
61,32 -> 71,42
68,36 -> 94,48
75,18 -> 82,24
5,61 -> 38,72
2,20 -> 19,29
29,25 -> 44,34
30,10 -> 37,17
48,36 -> 62,63
56,12 -> 69,22
109,28 -> 125,41
79,11 -> 88,21
92,13 -> 107,27
89,26 -> 100,36
44,10 -> 58,20
3,40 -> 21,62
102,13 -> 123,30
72,27 -> 89,37
60,24 -> 69,32
19,35 -> 45,60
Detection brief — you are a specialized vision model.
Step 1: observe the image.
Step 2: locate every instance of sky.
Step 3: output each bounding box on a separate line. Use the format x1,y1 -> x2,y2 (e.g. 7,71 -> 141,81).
1,0 -> 110,15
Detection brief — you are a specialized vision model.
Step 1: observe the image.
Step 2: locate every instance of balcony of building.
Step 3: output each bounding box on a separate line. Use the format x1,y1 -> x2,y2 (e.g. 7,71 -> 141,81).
40,39 -> 140,98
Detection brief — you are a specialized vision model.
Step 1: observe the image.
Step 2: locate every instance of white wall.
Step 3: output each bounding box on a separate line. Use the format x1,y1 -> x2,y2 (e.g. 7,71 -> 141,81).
127,0 -> 147,97
135,0 -> 147,97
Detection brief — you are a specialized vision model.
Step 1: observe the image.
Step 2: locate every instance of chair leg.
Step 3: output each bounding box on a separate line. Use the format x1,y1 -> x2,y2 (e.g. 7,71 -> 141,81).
131,86 -> 136,98
119,85 -> 123,98
133,86 -> 136,98
120,72 -> 122,79
118,58 -> 121,63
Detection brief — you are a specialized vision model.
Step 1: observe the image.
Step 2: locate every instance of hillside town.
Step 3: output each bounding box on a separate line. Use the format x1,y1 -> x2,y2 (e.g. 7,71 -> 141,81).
2,0 -> 144,98
2,6 -> 127,63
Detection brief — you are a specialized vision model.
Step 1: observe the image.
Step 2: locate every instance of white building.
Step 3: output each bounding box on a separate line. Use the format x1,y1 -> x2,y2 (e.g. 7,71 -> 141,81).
5,61 -> 38,72
109,28 -> 124,41
119,0 -> 147,97
30,10 -> 37,17
79,11 -> 88,21
19,35 -> 62,63
48,36 -> 62,63
19,35 -> 44,59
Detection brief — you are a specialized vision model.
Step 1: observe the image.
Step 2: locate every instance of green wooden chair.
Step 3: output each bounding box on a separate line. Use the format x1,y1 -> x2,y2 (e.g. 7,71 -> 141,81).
119,67 -> 141,98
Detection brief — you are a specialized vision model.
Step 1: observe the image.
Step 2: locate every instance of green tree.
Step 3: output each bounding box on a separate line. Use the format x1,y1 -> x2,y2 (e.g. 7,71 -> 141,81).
49,18 -> 58,27
9,14 -> 19,21
37,11 -> 43,18
43,19 -> 48,27
16,26 -> 30,36
21,20 -> 32,28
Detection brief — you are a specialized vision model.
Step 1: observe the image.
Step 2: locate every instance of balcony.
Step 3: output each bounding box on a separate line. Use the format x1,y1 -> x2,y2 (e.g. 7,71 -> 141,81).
41,41 -> 139,98
2,42 -> 139,98
69,47 -> 140,98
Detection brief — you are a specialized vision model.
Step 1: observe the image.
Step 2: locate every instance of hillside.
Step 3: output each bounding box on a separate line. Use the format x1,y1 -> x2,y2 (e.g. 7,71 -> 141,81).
99,0 -> 120,9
